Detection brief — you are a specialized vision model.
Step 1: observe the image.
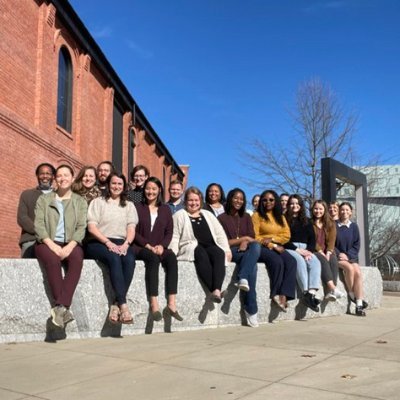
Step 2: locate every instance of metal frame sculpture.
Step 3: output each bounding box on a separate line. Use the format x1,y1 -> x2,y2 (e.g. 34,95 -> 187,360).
321,157 -> 370,265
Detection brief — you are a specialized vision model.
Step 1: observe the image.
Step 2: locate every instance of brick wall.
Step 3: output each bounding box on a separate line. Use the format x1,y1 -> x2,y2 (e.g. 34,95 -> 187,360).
0,0 -> 187,257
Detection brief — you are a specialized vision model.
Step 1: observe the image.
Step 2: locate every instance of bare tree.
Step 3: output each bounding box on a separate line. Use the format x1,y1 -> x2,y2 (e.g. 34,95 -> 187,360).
240,77 -> 357,203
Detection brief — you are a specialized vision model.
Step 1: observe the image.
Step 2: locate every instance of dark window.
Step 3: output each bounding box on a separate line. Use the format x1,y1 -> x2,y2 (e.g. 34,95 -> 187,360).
112,102 -> 123,173
57,47 -> 73,132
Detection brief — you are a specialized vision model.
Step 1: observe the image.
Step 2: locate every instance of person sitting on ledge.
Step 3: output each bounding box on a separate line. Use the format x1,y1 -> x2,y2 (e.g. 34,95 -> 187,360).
328,201 -> 340,221
204,182 -> 226,217
133,177 -> 182,323
96,161 -> 116,196
34,165 -> 87,329
279,193 -> 289,215
72,165 -> 101,204
252,190 -> 297,312
127,165 -> 149,204
247,194 -> 260,216
17,162 -> 56,258
284,194 -> 321,313
311,200 -> 344,302
86,173 -> 137,324
170,186 -> 232,304
335,202 -> 368,317
218,188 -> 261,327
166,179 -> 185,215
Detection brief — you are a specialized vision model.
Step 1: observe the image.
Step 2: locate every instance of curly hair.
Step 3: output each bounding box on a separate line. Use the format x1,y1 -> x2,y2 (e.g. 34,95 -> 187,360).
285,194 -> 308,226
205,183 -> 226,205
257,189 -> 285,226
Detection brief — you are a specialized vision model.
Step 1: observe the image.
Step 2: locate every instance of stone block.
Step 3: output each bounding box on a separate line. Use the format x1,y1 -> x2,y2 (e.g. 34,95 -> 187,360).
0,259 -> 382,343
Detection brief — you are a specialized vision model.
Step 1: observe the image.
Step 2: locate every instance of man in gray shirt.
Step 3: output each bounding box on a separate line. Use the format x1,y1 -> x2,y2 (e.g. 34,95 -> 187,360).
17,163 -> 55,258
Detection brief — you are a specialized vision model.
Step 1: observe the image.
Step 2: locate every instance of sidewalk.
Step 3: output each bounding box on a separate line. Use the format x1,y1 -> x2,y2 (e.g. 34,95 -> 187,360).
1,295 -> 399,400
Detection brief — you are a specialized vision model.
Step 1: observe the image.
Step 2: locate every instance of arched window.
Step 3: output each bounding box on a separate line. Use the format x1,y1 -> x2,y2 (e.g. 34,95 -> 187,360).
57,47 -> 73,132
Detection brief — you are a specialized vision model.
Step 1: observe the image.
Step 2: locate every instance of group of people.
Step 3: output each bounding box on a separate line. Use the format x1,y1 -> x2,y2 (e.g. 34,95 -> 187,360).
17,162 -> 367,331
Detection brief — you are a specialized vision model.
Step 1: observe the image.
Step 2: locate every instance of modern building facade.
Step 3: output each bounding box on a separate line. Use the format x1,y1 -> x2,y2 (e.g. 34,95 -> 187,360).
0,0 -> 187,257
337,164 -> 400,269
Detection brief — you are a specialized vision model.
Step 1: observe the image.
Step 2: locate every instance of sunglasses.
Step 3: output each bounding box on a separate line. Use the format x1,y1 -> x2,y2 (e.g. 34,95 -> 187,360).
262,198 -> 275,203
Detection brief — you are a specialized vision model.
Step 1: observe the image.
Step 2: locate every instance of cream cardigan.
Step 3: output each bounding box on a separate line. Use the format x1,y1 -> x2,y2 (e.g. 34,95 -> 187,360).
169,209 -> 231,261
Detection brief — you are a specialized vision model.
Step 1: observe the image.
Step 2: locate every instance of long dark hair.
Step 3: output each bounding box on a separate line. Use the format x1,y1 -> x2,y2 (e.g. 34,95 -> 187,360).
286,194 -> 308,226
205,183 -> 226,205
225,188 -> 247,217
143,176 -> 164,206
105,173 -> 128,207
257,189 -> 285,226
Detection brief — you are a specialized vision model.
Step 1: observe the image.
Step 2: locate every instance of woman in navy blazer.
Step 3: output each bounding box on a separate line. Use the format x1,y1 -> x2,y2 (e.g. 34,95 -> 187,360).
133,177 -> 182,322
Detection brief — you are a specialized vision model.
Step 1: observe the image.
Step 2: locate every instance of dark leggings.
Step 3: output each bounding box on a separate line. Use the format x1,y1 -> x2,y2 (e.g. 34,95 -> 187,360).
193,245 -> 226,292
315,252 -> 339,285
85,239 -> 135,305
36,242 -> 84,307
136,248 -> 178,297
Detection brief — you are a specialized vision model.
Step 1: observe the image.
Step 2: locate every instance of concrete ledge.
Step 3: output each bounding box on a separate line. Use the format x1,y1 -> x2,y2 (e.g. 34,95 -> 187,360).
0,259 -> 382,343
383,280 -> 400,292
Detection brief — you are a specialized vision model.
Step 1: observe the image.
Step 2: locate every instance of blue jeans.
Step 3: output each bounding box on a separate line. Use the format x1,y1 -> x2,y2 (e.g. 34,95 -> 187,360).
231,242 -> 261,315
286,242 -> 321,293
86,239 -> 136,305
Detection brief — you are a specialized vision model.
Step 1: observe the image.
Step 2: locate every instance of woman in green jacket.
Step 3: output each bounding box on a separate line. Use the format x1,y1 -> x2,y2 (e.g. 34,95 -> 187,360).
35,165 -> 87,329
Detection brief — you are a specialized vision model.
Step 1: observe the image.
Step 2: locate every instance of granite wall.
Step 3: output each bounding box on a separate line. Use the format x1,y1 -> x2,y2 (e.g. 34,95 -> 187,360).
0,259 -> 382,343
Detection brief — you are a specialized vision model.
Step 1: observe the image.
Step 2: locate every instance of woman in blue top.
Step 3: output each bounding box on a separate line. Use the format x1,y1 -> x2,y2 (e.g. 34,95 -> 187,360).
335,202 -> 367,316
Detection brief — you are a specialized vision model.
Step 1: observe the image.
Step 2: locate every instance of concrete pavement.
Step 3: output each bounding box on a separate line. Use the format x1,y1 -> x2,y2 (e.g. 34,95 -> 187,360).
0,295 -> 399,400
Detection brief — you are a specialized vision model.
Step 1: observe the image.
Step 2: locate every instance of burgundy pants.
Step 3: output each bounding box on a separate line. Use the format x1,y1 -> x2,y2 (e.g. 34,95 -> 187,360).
35,242 -> 84,307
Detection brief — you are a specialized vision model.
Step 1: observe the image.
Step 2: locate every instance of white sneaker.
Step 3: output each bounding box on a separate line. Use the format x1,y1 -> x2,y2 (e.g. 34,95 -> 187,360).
324,291 -> 337,302
334,289 -> 345,299
245,311 -> 259,328
238,279 -> 250,292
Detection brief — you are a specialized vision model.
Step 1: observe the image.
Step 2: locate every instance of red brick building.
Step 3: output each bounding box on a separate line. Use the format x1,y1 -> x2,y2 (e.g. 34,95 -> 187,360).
0,0 -> 187,257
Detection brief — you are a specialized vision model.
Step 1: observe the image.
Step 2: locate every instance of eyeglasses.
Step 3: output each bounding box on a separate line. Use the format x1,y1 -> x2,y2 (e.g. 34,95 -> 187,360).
134,174 -> 146,178
262,198 -> 275,203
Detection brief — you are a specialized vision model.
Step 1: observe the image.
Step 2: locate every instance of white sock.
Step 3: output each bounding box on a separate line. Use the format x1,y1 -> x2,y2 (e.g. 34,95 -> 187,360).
309,289 -> 316,295
356,299 -> 363,307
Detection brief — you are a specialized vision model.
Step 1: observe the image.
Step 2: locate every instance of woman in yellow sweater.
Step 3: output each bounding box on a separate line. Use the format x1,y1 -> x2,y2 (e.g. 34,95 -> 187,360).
252,190 -> 297,311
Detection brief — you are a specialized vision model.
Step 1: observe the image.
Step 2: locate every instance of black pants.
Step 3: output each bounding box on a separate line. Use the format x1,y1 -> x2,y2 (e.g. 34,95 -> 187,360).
193,245 -> 225,292
258,247 -> 297,300
315,252 -> 339,285
136,248 -> 178,297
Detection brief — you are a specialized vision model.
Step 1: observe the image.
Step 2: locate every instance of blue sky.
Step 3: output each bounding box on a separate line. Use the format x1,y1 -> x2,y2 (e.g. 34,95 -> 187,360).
69,0 -> 400,198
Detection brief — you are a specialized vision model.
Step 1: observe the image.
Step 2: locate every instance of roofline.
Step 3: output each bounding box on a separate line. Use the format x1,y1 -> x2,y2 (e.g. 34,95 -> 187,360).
51,0 -> 184,178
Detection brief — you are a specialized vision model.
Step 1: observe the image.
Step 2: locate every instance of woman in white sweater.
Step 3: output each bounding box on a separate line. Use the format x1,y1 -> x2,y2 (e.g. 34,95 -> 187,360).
169,187 -> 231,303
86,173 -> 138,324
